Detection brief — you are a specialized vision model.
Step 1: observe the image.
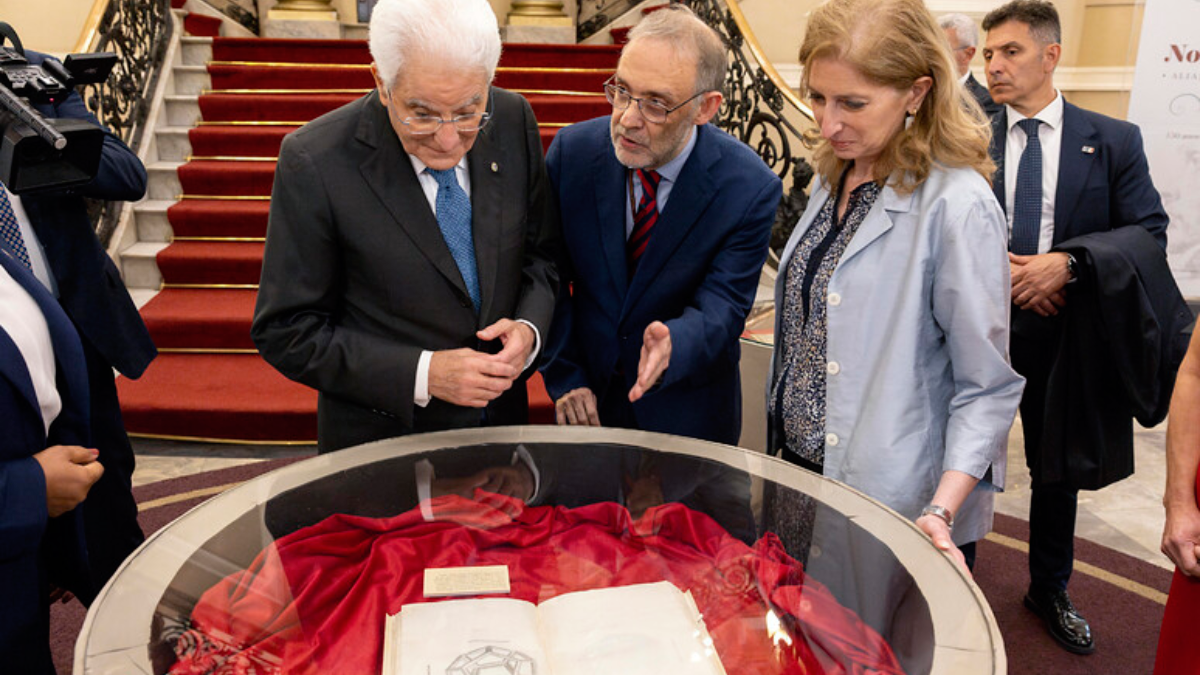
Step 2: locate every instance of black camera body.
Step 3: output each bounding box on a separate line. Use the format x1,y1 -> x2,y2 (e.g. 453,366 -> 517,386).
0,22 -> 118,194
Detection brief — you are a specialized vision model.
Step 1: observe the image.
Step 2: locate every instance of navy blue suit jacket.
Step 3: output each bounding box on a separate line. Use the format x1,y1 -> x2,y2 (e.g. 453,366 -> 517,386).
542,118 -> 781,444
0,249 -> 92,672
21,51 -> 155,379
989,100 -> 1167,251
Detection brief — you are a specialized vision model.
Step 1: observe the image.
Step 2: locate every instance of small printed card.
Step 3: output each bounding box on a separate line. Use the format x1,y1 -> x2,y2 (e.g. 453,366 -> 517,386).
423,565 -> 511,598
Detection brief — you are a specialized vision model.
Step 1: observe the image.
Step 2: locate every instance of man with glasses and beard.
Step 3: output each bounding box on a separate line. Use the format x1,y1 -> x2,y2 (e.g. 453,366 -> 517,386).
253,0 -> 558,454
541,5 -> 780,446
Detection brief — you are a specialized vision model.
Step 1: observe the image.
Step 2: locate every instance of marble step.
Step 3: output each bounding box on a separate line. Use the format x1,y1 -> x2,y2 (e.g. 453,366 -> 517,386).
121,241 -> 169,290
173,64 -> 210,96
154,127 -> 192,162
181,36 -> 213,66
133,200 -> 176,243
164,95 -> 200,128
147,162 -> 184,201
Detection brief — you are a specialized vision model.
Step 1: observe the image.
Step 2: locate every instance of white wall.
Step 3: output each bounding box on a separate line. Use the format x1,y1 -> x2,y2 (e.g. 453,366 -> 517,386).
0,0 -> 96,56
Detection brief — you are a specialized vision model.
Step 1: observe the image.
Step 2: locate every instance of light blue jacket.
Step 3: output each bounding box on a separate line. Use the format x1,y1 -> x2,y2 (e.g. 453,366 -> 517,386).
771,165 -> 1025,544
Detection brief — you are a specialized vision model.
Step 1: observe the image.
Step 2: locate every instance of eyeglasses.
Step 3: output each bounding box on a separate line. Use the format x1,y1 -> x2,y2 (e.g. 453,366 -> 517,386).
401,112 -> 491,136
603,78 -> 707,124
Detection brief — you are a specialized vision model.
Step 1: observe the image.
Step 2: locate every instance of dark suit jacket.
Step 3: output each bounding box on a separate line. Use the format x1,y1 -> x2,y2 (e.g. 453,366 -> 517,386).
1040,227 -> 1190,488
990,100 -> 1173,485
965,73 -> 1001,118
252,88 -> 559,452
541,118 -> 781,444
0,249 -> 92,673
22,51 -> 156,380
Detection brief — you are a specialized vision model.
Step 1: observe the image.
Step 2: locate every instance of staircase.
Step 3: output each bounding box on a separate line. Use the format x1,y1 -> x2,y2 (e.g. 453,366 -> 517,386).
115,27 -> 621,443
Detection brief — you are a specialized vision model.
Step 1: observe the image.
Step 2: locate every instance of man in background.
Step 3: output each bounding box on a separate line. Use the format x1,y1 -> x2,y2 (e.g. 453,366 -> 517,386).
940,12 -> 1001,117
984,0 -> 1175,654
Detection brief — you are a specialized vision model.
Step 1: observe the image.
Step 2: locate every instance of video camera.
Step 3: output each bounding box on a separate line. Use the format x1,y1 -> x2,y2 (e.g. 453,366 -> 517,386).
0,22 -> 118,194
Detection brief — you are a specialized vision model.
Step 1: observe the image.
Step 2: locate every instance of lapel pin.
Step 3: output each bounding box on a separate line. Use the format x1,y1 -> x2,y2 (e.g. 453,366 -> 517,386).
490,162 -> 499,173
1081,145 -> 1095,154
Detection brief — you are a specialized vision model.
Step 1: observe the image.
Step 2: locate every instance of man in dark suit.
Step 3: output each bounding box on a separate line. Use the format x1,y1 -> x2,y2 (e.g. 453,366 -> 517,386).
0,246 -> 104,674
541,5 -> 780,446
5,49 -> 153,595
939,13 -> 1001,117
982,0 -> 1169,655
252,0 -> 558,453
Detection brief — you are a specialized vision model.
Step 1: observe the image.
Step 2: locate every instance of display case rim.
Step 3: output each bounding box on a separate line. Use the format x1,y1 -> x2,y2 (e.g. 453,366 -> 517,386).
75,425 -> 1006,675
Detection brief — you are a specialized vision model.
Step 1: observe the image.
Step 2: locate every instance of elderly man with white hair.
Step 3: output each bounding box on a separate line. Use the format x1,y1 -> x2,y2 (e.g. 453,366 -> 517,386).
252,0 -> 559,454
938,12 -> 1001,116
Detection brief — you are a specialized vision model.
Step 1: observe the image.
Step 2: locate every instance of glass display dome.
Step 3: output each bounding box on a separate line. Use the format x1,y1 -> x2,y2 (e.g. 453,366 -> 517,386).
76,426 -> 1004,675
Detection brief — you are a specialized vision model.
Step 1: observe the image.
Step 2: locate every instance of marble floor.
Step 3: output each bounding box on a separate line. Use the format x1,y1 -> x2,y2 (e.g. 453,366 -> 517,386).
130,414 -> 1175,571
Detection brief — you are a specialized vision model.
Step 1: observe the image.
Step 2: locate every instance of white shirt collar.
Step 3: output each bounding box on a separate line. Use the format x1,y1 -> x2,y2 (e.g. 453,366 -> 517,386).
958,71 -> 971,85
1005,90 -> 1064,133
408,153 -> 469,178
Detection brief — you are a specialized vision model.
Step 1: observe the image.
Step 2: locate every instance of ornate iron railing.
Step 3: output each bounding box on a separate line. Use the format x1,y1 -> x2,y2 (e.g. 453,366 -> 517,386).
75,0 -> 172,246
577,0 -> 642,41
679,0 -> 816,257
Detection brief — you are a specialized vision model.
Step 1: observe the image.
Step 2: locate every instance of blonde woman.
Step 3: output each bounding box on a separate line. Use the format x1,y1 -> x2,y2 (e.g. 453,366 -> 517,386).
769,0 -> 1025,570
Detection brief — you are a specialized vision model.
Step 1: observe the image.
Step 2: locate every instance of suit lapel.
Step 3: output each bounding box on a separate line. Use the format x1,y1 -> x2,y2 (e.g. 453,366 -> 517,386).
839,182 -> 909,265
593,143 -> 630,301
0,247 -> 90,440
990,109 -> 1007,212
356,93 -> 472,306
468,99 -> 503,323
1054,102 -> 1099,245
623,126 -> 717,317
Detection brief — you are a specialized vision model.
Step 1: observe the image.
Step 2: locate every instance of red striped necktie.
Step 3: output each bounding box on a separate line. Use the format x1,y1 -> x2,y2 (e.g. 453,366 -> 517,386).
627,168 -> 661,274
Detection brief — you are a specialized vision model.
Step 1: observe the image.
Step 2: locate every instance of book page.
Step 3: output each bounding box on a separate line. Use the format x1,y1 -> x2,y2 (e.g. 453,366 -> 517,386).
537,581 -> 726,675
385,597 -> 549,675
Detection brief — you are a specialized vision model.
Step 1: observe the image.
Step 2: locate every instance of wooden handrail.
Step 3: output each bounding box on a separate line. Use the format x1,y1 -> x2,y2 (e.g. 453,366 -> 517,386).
74,0 -> 111,53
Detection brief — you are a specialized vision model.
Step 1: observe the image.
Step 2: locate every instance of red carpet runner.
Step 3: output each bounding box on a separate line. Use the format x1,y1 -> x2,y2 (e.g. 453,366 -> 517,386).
117,36 -> 620,442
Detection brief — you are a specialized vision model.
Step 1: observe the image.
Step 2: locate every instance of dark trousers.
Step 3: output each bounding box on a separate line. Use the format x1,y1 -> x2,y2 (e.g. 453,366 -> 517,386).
1011,316 -> 1077,593
79,338 -> 145,601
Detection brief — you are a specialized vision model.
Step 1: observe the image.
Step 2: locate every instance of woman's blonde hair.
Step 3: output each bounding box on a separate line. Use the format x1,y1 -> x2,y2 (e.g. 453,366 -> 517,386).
799,0 -> 995,193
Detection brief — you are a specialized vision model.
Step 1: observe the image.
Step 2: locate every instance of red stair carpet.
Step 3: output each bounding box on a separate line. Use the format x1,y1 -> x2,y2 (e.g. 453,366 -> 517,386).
117,36 -> 620,442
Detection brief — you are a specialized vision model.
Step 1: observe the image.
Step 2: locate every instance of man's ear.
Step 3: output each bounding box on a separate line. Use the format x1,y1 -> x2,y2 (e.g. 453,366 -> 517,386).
1043,43 -> 1062,73
371,63 -> 390,104
693,91 -> 724,126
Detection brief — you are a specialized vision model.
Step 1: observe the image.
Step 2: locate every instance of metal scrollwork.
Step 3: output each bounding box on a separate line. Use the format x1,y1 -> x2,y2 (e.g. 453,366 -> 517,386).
78,0 -> 171,246
577,0 -> 641,41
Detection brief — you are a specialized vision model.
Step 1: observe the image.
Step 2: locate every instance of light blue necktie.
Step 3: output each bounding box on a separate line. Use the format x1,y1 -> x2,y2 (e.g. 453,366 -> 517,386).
0,186 -> 32,270
427,167 -> 480,312
1010,118 -> 1043,255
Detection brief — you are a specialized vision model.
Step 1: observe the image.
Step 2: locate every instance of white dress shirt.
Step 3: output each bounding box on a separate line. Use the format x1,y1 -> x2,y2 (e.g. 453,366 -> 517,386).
1003,92 -> 1064,254
0,265 -> 61,436
405,154 -> 541,408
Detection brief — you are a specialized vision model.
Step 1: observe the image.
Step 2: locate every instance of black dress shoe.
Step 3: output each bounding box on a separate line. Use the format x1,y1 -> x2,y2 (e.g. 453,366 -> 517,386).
1024,587 -> 1095,655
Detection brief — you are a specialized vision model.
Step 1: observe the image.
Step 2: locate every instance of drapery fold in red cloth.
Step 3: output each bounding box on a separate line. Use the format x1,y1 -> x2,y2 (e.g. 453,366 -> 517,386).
169,495 -> 905,675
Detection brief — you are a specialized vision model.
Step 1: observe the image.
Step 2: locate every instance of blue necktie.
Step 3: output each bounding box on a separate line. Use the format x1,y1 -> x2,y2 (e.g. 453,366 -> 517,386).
1010,118 -> 1043,255
0,187 -> 32,270
427,168 -> 480,312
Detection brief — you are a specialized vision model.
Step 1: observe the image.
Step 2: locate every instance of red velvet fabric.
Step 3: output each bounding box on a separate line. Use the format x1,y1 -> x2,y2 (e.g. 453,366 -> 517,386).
169,497 -> 904,675
167,201 -> 271,239
139,289 -> 257,350
177,160 -> 277,197
1153,467 -> 1200,675
156,241 -> 265,286
183,13 -> 222,38
205,64 -> 611,94
188,126 -> 295,158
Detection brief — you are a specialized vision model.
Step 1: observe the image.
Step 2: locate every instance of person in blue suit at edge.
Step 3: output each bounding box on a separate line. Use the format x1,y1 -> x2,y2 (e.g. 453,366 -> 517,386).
1,46 -> 155,601
0,245 -> 104,674
539,4 -> 780,534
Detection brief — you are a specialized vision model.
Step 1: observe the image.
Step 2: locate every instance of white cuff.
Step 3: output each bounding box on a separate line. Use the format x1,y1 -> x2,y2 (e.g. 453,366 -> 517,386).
517,319 -> 541,371
415,350 -> 433,407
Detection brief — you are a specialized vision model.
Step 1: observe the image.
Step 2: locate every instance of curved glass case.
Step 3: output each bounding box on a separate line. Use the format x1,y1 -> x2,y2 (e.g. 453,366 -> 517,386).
76,427 -> 1004,675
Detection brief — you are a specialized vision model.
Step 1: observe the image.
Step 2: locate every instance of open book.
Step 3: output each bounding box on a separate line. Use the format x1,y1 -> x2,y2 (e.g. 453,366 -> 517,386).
382,581 -> 727,675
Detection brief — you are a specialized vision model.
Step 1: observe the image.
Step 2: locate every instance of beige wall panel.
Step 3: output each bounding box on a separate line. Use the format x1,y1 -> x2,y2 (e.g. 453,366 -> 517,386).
739,0 -> 808,67
1,0 -> 96,56
1077,3 -> 1142,67
1063,89 -> 1128,118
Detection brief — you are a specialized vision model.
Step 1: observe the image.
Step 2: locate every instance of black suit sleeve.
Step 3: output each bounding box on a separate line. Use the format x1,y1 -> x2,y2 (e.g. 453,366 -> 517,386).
252,136 -> 424,420
513,94 -> 560,349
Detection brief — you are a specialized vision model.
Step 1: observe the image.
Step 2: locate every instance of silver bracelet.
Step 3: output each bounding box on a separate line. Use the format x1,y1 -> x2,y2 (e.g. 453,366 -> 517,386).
920,504 -> 954,531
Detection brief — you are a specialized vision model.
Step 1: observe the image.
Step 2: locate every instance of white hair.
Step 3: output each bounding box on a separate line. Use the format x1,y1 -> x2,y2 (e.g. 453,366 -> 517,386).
369,0 -> 502,90
937,12 -> 978,48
